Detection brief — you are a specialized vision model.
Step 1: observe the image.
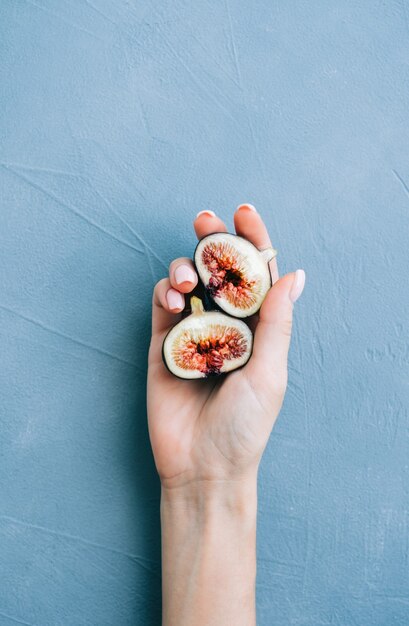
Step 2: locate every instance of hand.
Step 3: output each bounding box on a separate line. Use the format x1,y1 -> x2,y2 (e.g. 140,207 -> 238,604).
147,205 -> 305,492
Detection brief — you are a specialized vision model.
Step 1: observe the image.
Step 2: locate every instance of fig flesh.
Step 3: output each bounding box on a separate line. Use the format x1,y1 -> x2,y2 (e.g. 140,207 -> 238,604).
163,296 -> 253,379
194,233 -> 277,318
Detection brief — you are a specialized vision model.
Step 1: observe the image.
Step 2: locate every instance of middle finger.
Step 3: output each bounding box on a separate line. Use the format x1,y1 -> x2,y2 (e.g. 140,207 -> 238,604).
234,203 -> 279,284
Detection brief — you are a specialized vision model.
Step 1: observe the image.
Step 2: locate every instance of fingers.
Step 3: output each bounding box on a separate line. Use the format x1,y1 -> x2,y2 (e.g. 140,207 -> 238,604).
244,270 -> 306,407
234,204 -> 279,284
194,210 -> 228,240
152,278 -> 184,335
234,204 -> 272,248
169,257 -> 198,293
152,258 -> 199,335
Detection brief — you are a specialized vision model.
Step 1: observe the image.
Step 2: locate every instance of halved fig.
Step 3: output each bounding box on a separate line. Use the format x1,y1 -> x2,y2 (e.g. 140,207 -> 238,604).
163,296 -> 253,379
194,232 -> 277,318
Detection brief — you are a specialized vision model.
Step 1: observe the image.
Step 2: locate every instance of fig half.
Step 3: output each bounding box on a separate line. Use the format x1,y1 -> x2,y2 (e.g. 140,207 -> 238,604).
163,296 -> 253,379
194,233 -> 277,318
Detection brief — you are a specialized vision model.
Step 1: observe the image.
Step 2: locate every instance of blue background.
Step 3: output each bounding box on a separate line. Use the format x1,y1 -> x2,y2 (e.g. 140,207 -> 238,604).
1,1 -> 409,624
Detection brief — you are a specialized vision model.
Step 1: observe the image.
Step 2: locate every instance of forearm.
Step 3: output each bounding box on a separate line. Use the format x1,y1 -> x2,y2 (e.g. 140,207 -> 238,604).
161,476 -> 258,626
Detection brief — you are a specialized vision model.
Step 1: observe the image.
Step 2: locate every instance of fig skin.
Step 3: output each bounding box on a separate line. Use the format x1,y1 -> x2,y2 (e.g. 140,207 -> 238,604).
194,232 -> 277,319
162,296 -> 253,380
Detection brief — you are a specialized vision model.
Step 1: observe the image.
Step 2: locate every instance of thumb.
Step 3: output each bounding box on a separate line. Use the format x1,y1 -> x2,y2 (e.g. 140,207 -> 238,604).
244,269 -> 306,405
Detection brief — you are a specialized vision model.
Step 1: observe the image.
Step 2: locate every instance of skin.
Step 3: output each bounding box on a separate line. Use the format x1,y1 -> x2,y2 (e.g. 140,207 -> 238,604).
147,205 -> 305,626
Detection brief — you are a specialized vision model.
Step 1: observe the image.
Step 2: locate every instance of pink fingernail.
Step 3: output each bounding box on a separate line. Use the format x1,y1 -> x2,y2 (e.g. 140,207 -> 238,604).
174,264 -> 196,284
166,289 -> 184,310
236,203 -> 257,212
289,269 -> 306,303
196,210 -> 216,218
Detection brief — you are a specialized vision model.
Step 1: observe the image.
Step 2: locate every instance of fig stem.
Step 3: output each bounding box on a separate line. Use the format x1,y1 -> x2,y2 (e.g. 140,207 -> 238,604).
190,296 -> 205,315
260,247 -> 278,263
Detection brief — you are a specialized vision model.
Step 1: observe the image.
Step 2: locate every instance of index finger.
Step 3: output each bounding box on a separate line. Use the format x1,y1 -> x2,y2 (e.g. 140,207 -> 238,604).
194,210 -> 228,240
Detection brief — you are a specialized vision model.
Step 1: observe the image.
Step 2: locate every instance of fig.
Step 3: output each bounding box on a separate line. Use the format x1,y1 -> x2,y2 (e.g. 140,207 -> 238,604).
194,233 -> 277,318
162,296 -> 253,379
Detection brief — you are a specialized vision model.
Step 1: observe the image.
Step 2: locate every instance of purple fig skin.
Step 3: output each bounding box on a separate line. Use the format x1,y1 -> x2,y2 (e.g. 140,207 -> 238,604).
179,281 -> 216,318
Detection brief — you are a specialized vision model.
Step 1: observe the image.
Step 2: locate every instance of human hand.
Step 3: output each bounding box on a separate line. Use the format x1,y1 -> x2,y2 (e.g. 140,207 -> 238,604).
147,204 -> 305,493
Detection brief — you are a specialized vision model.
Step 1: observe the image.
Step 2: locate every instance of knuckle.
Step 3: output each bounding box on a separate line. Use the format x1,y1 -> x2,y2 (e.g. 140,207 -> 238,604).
169,257 -> 189,273
153,277 -> 168,298
156,277 -> 169,290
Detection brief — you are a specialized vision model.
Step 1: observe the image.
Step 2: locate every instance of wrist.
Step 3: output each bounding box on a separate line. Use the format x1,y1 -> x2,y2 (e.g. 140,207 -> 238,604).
161,473 -> 258,523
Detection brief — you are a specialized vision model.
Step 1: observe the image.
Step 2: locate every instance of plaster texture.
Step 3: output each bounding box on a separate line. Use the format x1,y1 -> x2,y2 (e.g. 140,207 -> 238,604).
1,1 -> 409,624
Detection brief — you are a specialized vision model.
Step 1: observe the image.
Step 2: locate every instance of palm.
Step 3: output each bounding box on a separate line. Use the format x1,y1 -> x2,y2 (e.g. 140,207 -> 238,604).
148,325 -> 274,487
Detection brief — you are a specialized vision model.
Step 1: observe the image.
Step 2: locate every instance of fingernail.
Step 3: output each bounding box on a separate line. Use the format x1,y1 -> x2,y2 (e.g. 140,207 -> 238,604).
289,269 -> 306,303
174,264 -> 196,285
166,289 -> 184,310
236,203 -> 257,212
196,210 -> 216,218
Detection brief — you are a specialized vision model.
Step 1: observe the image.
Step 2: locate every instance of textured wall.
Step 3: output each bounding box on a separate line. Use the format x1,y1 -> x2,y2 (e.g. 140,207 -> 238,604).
1,1 -> 408,625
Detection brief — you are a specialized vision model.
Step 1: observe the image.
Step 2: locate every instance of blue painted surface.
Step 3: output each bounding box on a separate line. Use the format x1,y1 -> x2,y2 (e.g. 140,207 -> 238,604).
1,1 -> 409,624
